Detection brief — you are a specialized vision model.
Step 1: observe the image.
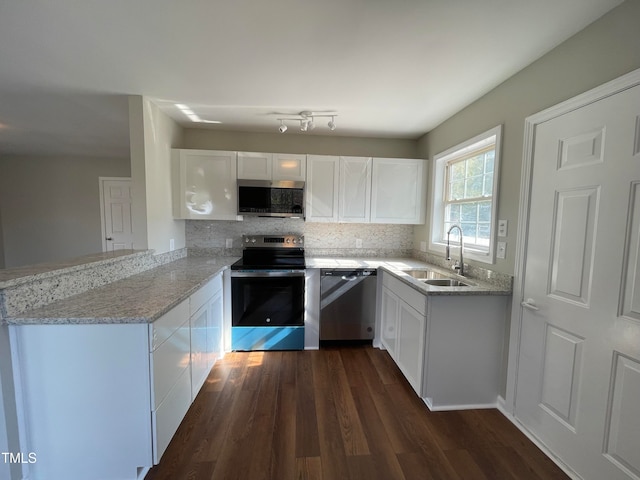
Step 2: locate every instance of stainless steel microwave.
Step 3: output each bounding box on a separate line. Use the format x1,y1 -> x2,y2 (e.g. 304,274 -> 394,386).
237,179 -> 305,218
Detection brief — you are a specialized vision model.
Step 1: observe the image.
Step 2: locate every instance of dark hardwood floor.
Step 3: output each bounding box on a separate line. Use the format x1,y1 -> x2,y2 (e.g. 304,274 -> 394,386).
145,345 -> 568,480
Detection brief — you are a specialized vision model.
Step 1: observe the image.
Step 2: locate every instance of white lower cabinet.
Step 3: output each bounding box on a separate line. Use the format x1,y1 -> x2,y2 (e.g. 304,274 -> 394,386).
377,271 -> 508,410
190,272 -> 224,400
10,273 -> 226,480
380,276 -> 427,395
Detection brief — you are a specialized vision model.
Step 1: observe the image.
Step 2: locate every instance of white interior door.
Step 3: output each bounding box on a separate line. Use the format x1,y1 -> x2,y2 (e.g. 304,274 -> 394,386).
515,84 -> 640,479
100,177 -> 134,251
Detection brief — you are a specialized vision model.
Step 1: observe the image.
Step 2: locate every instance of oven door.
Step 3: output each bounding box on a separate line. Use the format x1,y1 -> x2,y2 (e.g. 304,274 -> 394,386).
231,270 -> 305,350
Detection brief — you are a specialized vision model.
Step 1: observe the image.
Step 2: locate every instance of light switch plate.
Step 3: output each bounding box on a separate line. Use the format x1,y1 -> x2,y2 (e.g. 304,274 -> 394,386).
226,238 -> 233,249
498,220 -> 508,237
169,239 -> 175,251
497,241 -> 507,259
356,238 -> 363,248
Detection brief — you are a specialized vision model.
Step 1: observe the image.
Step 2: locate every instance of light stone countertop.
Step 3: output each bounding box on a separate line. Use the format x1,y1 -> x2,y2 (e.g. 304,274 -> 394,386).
306,256 -> 512,296
4,256 -> 239,326
5,255 -> 511,326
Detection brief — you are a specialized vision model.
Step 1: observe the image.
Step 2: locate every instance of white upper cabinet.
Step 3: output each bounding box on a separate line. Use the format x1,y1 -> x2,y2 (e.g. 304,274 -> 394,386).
306,155 -> 340,222
172,149 -> 239,221
339,156 -> 372,223
273,153 -> 306,181
371,157 -> 427,224
237,152 -> 273,180
238,152 -> 306,181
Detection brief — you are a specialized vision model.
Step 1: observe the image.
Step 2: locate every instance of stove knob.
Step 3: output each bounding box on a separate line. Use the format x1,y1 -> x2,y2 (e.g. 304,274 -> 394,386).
292,239 -> 297,244
245,238 -> 250,243
251,238 -> 256,243
286,238 -> 291,243
298,237 -> 304,244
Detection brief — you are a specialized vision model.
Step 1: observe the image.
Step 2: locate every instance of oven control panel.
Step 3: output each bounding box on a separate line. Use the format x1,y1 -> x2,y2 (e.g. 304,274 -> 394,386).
242,234 -> 304,248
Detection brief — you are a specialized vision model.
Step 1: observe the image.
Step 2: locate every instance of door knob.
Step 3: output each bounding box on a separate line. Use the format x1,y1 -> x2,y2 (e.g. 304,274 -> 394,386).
521,298 -> 539,311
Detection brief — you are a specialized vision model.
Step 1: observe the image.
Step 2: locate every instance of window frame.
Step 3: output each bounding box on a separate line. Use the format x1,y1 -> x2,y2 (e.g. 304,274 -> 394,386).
429,125 -> 502,264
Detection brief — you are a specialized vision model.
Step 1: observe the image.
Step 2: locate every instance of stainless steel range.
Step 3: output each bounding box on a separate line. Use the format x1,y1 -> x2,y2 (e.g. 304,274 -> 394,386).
230,234 -> 305,351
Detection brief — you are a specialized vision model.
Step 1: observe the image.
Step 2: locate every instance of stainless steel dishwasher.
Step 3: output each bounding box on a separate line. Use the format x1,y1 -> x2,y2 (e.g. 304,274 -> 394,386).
320,268 -> 377,341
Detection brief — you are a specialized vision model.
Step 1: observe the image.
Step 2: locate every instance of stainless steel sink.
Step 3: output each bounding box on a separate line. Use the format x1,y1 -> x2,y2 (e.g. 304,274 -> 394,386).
423,278 -> 470,287
403,269 -> 449,280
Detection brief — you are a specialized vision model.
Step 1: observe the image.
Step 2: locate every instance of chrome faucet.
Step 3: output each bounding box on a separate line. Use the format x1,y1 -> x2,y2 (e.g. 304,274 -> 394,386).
446,224 -> 464,276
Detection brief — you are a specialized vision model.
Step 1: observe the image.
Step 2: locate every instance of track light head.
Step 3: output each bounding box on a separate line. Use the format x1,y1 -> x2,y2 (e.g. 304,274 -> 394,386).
300,120 -> 309,132
278,119 -> 287,133
328,116 -> 336,131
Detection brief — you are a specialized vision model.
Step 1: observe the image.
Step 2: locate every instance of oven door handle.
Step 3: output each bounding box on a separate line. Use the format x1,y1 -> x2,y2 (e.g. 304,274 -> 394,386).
230,270 -> 306,278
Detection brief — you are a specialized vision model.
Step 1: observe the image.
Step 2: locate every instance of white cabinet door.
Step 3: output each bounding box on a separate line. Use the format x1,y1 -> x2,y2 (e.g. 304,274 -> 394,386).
273,153 -> 306,181
190,303 -> 209,400
237,152 -> 273,180
371,158 -> 427,224
380,286 -> 400,359
396,301 -> 426,395
339,156 -> 372,222
306,155 -> 340,222
172,149 -> 238,220
207,289 -> 224,369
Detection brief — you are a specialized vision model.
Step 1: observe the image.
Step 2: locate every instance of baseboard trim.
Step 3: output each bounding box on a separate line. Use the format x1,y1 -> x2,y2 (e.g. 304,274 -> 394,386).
495,405 -> 583,480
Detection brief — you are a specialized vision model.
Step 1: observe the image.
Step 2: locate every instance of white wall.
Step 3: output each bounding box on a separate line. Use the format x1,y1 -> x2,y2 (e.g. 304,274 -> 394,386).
129,96 -> 185,254
414,0 -> 640,275
0,155 -> 131,268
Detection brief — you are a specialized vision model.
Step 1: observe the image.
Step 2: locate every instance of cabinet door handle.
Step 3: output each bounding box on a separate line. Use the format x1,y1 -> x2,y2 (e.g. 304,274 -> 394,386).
341,276 -> 359,281
521,298 -> 539,311
106,237 -> 113,241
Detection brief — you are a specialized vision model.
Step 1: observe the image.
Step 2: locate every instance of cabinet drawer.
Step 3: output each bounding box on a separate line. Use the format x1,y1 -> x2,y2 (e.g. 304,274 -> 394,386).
150,299 -> 189,352
382,272 -> 427,316
151,365 -> 191,464
190,273 -> 223,316
150,317 -> 191,409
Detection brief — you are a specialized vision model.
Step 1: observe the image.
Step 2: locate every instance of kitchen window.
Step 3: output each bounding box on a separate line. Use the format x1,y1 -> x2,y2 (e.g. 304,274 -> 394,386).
429,125 -> 502,264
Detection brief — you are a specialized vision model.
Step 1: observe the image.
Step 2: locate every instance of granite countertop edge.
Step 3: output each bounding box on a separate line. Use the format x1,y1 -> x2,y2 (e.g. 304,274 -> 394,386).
4,256 -> 239,326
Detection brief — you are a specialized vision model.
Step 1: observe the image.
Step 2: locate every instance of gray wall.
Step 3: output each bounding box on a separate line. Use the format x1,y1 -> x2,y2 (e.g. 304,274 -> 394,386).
0,155 -> 131,268
183,129 -> 419,159
415,0 -> 640,275
129,96 -> 186,254
0,205 -> 5,268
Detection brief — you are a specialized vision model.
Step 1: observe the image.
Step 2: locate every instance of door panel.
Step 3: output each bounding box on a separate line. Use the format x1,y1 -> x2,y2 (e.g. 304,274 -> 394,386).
620,182 -> 640,322
604,353 -> 640,478
549,187 -> 599,306
515,84 -> 640,479
540,324 -> 584,429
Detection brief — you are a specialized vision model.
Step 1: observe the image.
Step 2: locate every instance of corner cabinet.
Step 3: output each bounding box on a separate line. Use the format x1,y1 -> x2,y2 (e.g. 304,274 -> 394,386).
371,158 -> 427,224
377,270 -> 508,410
306,155 -> 427,224
172,149 -> 239,220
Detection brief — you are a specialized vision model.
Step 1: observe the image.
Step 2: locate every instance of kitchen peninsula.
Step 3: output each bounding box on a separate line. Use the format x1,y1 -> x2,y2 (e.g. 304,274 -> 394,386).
1,249 -> 511,480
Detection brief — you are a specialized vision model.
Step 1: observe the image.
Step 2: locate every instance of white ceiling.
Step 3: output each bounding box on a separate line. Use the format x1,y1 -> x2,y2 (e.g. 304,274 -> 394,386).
0,0 -> 624,158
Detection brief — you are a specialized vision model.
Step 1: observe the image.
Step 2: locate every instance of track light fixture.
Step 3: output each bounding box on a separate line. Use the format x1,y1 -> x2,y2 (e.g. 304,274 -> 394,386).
276,111 -> 337,133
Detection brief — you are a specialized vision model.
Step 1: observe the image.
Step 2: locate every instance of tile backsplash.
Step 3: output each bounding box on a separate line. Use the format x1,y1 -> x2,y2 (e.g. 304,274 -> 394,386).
186,218 -> 414,257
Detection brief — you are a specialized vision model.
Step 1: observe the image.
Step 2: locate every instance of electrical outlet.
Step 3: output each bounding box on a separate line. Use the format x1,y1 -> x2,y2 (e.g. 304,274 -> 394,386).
497,241 -> 507,259
498,220 -> 508,237
225,238 -> 233,249
356,238 -> 363,248
169,239 -> 175,251
420,241 -> 427,252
